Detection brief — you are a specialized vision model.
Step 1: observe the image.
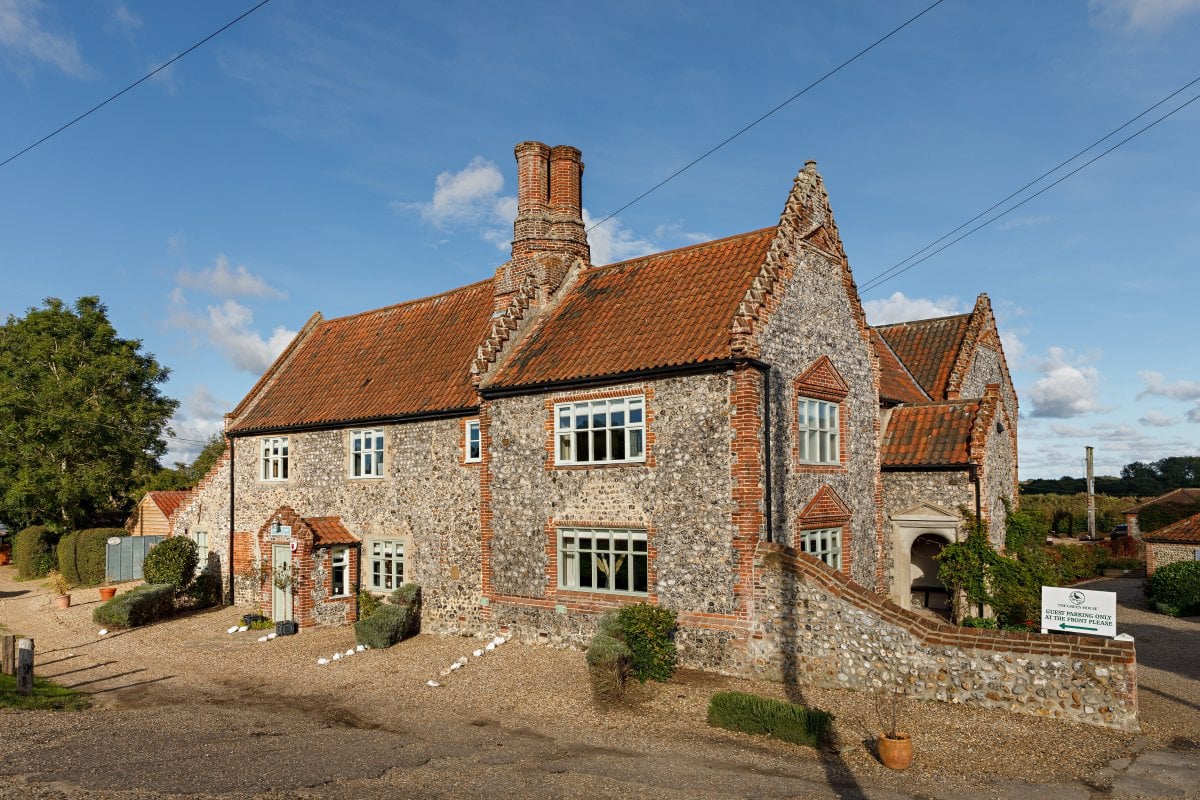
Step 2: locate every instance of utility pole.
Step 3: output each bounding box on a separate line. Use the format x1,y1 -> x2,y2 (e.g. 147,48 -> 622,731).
1086,446 -> 1096,540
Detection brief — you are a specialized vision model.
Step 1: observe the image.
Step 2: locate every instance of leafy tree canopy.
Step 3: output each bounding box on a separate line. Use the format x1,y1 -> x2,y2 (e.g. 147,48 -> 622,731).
1021,455 -> 1200,497
0,297 -> 178,530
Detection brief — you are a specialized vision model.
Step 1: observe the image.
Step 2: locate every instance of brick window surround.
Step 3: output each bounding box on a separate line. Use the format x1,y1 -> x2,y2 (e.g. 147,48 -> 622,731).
543,519 -> 659,607
797,484 -> 852,574
543,386 -> 657,469
792,356 -> 849,473
463,419 -> 481,464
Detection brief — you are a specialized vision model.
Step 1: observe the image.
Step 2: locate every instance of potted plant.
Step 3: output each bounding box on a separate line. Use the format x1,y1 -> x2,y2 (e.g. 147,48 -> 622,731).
48,569 -> 72,610
98,580 -> 117,602
875,688 -> 913,770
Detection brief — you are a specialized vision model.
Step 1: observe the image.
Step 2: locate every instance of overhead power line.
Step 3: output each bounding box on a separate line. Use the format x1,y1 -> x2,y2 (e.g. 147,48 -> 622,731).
586,0 -> 947,234
859,74 -> 1200,295
0,0 -> 274,171
5,401 -> 213,446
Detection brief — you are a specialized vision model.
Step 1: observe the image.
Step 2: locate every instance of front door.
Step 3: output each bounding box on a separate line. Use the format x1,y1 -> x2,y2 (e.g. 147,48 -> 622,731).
271,544 -> 293,622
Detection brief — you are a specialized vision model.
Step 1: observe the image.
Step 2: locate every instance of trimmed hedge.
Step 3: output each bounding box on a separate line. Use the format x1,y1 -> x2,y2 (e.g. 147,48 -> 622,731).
13,525 -> 59,579
142,536 -> 199,592
354,604 -> 414,649
186,571 -> 221,609
92,584 -> 176,628
585,632 -> 632,701
1147,560 -> 1200,616
707,691 -> 833,748
615,603 -> 677,682
57,528 -> 126,586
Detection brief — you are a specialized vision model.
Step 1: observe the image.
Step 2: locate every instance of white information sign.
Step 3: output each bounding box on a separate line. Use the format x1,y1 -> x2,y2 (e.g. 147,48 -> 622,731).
1041,586 -> 1116,638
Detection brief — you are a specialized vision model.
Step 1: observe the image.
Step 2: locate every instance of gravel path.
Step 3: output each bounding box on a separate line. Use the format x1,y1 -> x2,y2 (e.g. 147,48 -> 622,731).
2,567 -> 1197,799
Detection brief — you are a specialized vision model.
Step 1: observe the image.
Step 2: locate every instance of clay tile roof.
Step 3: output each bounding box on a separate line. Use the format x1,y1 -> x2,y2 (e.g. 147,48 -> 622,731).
305,517 -> 359,546
487,228 -> 776,389
874,314 -> 970,400
869,329 -> 929,404
230,280 -> 495,433
1144,510 -> 1200,544
148,491 -> 190,519
1124,488 -> 1200,514
880,400 -> 980,467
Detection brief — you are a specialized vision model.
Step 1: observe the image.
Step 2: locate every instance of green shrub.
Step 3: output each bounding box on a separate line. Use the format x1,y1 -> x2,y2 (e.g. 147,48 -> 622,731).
142,536 -> 199,592
960,616 -> 997,629
248,617 -> 274,630
354,603 -> 413,649
1152,600 -> 1182,617
613,603 -> 677,682
585,633 -> 632,701
92,584 -> 176,628
13,525 -> 59,579
390,583 -> 422,607
186,571 -> 221,609
357,589 -> 382,620
707,691 -> 832,748
1052,543 -> 1105,583
1147,560 -> 1200,616
1101,556 -> 1144,571
57,528 -> 125,587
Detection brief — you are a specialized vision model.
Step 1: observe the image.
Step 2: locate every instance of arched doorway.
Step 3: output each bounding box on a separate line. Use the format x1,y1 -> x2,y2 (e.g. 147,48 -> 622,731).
909,533 -> 951,616
889,502 -> 961,611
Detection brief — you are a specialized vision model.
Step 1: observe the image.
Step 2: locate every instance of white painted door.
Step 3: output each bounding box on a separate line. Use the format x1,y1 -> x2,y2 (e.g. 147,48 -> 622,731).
271,544 -> 293,622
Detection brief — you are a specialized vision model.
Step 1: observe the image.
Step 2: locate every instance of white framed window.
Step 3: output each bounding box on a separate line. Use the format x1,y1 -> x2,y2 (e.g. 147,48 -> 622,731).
800,527 -> 841,570
350,428 -> 385,478
465,419 -> 481,463
555,396 -> 645,465
330,546 -> 349,597
192,530 -> 209,568
368,539 -> 404,591
260,436 -> 289,480
559,527 -> 648,595
797,397 -> 840,465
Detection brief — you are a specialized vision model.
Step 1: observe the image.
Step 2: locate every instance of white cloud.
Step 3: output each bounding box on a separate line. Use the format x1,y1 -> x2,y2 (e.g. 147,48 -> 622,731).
165,385 -> 227,465
0,0 -> 92,78
1189,404 -> 1200,423
1089,0 -> 1200,31
1139,410 -> 1179,427
1000,331 -> 1027,369
583,209 -> 657,266
1027,347 -> 1103,418
169,293 -> 296,374
177,255 -> 287,300
654,222 -> 713,246
396,156 -> 515,249
1137,370 -> 1200,401
862,292 -> 965,326
1021,418 -> 1197,477
112,2 -> 141,33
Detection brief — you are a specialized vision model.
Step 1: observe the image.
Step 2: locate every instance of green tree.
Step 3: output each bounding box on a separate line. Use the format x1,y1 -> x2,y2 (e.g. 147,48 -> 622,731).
0,297 -> 178,530
131,432 -> 227,497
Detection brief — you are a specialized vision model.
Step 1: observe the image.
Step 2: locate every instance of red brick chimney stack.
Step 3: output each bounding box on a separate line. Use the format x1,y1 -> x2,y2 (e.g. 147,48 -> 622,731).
510,141 -> 589,265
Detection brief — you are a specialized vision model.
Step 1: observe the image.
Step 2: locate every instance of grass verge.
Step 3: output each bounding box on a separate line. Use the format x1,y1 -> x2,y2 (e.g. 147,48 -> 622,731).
0,671 -> 90,711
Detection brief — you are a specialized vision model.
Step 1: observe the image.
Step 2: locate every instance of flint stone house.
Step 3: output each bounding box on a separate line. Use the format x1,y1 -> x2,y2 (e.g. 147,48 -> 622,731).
173,139 -> 1018,634
1143,510 -> 1200,576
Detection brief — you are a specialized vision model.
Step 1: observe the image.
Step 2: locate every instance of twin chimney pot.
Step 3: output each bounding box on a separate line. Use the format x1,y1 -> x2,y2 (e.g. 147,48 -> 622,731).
511,141 -> 589,266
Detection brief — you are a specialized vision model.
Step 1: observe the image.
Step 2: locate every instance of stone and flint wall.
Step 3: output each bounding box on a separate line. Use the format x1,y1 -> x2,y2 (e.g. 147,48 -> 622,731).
1146,541 -> 1199,575
739,543 -> 1138,731
172,418 -> 484,632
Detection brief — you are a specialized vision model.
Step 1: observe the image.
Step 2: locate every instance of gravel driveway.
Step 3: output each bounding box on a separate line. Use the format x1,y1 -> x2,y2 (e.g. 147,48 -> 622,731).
2,567 -> 1197,799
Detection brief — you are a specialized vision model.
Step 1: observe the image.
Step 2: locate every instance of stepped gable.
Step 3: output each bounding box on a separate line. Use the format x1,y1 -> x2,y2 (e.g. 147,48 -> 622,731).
869,329 -> 929,404
880,399 -> 980,467
874,313 -> 970,401
486,227 -> 777,389
229,279 -> 495,433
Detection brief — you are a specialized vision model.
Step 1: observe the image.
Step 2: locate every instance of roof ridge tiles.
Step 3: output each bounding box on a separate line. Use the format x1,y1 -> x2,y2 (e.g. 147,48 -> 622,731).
873,312 -> 972,329
323,277 -> 494,324
590,226 -> 778,272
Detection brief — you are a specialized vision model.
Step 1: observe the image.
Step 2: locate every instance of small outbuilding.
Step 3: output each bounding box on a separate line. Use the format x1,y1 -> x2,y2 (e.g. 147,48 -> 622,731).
126,490 -> 190,537
1144,511 -> 1200,576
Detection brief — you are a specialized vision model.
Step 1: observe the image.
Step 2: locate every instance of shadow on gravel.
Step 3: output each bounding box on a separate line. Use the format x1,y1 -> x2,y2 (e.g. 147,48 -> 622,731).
88,674 -> 176,694
40,627 -> 139,654
1141,685 -> 1200,714
0,589 -> 29,599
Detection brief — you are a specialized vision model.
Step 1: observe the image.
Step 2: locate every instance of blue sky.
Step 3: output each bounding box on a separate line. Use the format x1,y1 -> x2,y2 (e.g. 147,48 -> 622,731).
2,0 -> 1198,479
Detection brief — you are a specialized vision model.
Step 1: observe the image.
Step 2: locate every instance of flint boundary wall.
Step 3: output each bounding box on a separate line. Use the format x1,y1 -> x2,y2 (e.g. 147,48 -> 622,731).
737,542 -> 1137,731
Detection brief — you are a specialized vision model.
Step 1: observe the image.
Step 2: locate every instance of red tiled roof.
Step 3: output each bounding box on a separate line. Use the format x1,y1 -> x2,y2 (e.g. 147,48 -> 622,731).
1125,488 -> 1200,514
881,400 -> 980,467
306,516 -> 359,546
487,228 -> 777,389
230,280 -> 495,433
875,314 -> 970,400
148,491 -> 189,519
1144,510 -> 1200,544
870,329 -> 929,404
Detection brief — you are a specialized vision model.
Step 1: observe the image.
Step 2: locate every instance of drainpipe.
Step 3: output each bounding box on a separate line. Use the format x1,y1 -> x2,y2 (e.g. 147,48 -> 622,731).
760,365 -> 774,544
228,437 -> 236,606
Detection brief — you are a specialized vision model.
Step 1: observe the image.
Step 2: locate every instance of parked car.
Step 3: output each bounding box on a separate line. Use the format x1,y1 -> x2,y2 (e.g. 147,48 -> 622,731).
1110,524 -> 1129,540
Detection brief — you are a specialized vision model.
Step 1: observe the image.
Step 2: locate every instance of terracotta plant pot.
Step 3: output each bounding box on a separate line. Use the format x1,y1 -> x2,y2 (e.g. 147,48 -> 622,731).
54,594 -> 71,610
0,547 -> 10,566
99,586 -> 117,602
877,732 -> 913,770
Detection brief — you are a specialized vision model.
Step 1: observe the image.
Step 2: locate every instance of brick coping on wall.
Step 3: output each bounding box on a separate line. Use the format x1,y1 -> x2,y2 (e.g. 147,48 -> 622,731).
754,541 -> 1137,666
